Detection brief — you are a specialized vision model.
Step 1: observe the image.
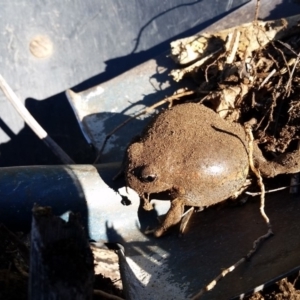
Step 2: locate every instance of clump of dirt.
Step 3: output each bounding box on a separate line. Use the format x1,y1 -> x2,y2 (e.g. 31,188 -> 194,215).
0,224 -> 123,300
94,273 -> 124,299
0,225 -> 29,300
248,272 -> 300,300
170,17 -> 300,159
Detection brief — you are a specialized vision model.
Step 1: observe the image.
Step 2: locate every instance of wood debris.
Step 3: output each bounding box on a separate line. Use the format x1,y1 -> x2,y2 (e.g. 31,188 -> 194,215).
170,14 -> 300,158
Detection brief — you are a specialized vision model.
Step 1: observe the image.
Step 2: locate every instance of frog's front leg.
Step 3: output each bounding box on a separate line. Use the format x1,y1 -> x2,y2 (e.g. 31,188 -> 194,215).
154,198 -> 184,237
254,143 -> 300,177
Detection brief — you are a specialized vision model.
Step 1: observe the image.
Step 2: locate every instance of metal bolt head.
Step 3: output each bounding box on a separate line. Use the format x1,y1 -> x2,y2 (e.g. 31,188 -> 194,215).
29,35 -> 53,58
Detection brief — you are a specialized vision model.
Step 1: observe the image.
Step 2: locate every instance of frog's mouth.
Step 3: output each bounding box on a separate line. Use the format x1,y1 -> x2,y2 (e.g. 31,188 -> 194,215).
143,190 -> 174,201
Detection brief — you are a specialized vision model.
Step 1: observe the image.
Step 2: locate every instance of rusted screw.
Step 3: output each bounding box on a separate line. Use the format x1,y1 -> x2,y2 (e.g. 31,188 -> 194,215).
29,35 -> 53,58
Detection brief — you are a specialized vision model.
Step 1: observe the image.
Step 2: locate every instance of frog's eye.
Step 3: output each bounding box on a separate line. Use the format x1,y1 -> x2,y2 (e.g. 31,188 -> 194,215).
141,174 -> 157,183
133,166 -> 157,183
140,165 -> 157,183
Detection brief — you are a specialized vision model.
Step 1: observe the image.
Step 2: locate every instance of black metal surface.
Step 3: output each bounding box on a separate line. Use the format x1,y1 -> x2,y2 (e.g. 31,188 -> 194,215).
0,0 -> 248,101
0,164 -> 300,299
0,0 -> 248,155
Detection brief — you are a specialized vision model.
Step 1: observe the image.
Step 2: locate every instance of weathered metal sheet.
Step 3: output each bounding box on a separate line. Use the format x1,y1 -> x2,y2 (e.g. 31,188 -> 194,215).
1,164 -> 300,299
0,0 -> 248,144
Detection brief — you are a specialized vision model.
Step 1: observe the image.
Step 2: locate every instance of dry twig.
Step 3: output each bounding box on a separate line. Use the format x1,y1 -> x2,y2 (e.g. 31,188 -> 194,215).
271,42 -> 292,84
246,184 -> 300,196
245,124 -> 272,230
285,54 -> 300,98
254,0 -> 260,23
0,74 -> 74,164
258,69 -> 276,89
225,29 -> 241,64
171,48 -> 223,82
290,141 -> 300,194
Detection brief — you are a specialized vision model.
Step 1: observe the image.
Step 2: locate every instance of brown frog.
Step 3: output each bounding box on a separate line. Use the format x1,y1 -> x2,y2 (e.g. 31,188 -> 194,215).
125,103 -> 300,237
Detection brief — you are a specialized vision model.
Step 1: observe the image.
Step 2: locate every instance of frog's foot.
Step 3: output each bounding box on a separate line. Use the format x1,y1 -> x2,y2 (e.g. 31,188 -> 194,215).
254,143 -> 300,177
179,207 -> 195,236
154,198 -> 184,237
141,193 -> 154,211
231,179 -> 252,199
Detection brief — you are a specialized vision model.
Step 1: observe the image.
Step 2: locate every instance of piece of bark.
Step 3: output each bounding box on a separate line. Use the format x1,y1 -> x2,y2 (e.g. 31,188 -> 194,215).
170,17 -> 292,66
29,205 -> 94,300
